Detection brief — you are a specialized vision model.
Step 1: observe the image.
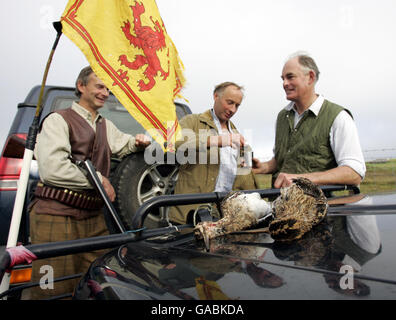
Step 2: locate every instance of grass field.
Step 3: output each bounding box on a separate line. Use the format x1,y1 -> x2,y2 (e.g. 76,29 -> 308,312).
361,159 -> 396,193
254,158 -> 396,194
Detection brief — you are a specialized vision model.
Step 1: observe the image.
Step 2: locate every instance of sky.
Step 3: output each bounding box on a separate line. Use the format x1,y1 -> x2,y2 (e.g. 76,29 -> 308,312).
1,0 -> 395,161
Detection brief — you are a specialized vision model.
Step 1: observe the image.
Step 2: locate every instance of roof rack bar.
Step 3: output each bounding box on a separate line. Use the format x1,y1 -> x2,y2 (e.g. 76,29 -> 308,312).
131,184 -> 359,229
0,224 -> 193,286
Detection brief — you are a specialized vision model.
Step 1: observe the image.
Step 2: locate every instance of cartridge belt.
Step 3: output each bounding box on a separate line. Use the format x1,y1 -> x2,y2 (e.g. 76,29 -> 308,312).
34,182 -> 104,210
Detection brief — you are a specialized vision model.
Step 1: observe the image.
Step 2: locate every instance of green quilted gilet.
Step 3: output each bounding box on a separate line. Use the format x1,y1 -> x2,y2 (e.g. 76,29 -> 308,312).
273,99 -> 351,185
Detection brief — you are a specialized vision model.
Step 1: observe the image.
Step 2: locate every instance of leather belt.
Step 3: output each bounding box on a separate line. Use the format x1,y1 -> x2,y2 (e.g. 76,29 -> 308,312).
34,182 -> 104,210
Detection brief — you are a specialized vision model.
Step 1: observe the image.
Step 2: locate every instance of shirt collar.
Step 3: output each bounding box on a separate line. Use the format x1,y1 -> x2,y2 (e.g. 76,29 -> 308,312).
72,101 -> 102,123
210,109 -> 231,132
284,94 -> 325,116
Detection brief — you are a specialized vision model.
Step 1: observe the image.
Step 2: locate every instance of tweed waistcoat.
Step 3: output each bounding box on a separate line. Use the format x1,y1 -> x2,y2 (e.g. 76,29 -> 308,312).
56,108 -> 111,178
32,108 -> 112,218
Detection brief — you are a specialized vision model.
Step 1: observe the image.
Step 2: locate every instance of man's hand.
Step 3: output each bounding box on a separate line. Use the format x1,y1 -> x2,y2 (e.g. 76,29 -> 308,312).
209,133 -> 245,149
252,158 -> 264,174
252,157 -> 277,175
274,166 -> 363,188
135,134 -> 151,148
273,172 -> 301,188
102,176 -> 116,202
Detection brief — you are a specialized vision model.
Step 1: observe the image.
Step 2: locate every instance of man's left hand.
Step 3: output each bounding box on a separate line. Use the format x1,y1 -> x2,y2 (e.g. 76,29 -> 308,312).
102,176 -> 116,202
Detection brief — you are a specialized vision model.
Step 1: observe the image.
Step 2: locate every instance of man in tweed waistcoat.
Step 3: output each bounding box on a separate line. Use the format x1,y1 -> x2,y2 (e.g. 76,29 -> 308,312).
28,66 -> 150,299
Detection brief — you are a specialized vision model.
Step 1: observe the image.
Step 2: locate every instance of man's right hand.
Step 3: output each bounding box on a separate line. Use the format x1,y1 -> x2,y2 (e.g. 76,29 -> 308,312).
135,134 -> 151,148
102,176 -> 116,202
209,133 -> 245,149
273,172 -> 297,188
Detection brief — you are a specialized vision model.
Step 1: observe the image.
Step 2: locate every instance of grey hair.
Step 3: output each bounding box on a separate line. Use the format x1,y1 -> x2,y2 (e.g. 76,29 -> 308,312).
213,81 -> 244,97
74,66 -> 94,98
287,51 -> 320,82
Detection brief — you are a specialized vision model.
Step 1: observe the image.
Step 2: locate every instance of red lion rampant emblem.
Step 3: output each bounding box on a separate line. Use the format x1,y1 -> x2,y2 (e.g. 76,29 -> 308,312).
119,1 -> 170,91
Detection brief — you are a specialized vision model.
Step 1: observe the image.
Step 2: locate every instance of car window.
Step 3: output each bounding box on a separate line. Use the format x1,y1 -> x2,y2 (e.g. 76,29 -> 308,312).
99,101 -> 145,136
51,95 -> 145,136
175,102 -> 191,120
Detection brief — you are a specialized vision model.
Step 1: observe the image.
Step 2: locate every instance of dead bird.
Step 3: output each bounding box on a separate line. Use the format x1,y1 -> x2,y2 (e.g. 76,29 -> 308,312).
269,178 -> 328,241
194,192 -> 272,249
194,178 -> 328,248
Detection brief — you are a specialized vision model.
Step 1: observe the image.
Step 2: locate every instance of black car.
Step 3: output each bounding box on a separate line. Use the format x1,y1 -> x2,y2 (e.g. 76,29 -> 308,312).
1,166 -> 396,301
70,190 -> 396,300
0,85 -> 191,245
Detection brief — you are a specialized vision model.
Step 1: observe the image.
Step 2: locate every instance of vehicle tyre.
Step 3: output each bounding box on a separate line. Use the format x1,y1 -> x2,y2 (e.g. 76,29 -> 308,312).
111,151 -> 179,230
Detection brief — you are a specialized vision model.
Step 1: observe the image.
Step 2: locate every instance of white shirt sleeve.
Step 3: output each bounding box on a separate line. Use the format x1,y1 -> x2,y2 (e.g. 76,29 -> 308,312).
105,119 -> 141,158
330,110 -> 366,179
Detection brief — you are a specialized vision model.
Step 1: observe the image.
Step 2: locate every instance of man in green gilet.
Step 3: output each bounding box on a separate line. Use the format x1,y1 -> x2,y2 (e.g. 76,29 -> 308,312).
253,53 -> 365,188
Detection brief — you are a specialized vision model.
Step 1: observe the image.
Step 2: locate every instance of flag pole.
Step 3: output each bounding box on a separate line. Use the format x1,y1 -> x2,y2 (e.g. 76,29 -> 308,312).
0,22 -> 63,298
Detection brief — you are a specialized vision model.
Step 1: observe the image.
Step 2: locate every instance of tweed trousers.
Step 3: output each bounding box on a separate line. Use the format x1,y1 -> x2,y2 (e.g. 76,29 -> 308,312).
28,205 -> 109,300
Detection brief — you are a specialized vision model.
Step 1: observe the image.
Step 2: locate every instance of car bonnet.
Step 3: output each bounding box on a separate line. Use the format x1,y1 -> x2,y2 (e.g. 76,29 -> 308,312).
85,192 -> 396,300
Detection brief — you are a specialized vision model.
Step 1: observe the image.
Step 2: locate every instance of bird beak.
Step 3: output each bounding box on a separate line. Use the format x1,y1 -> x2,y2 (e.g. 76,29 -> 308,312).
258,212 -> 274,224
203,230 -> 211,251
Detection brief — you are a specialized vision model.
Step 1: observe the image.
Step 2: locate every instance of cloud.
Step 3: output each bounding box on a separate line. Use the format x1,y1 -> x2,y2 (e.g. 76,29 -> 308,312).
1,0 -> 395,161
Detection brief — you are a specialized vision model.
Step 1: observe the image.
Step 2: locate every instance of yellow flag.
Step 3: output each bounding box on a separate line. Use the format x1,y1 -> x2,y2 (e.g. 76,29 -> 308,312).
61,0 -> 185,151
195,276 -> 233,300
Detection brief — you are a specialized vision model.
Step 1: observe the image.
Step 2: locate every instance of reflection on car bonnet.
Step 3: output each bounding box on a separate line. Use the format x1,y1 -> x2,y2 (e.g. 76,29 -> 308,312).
346,196 -> 381,254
